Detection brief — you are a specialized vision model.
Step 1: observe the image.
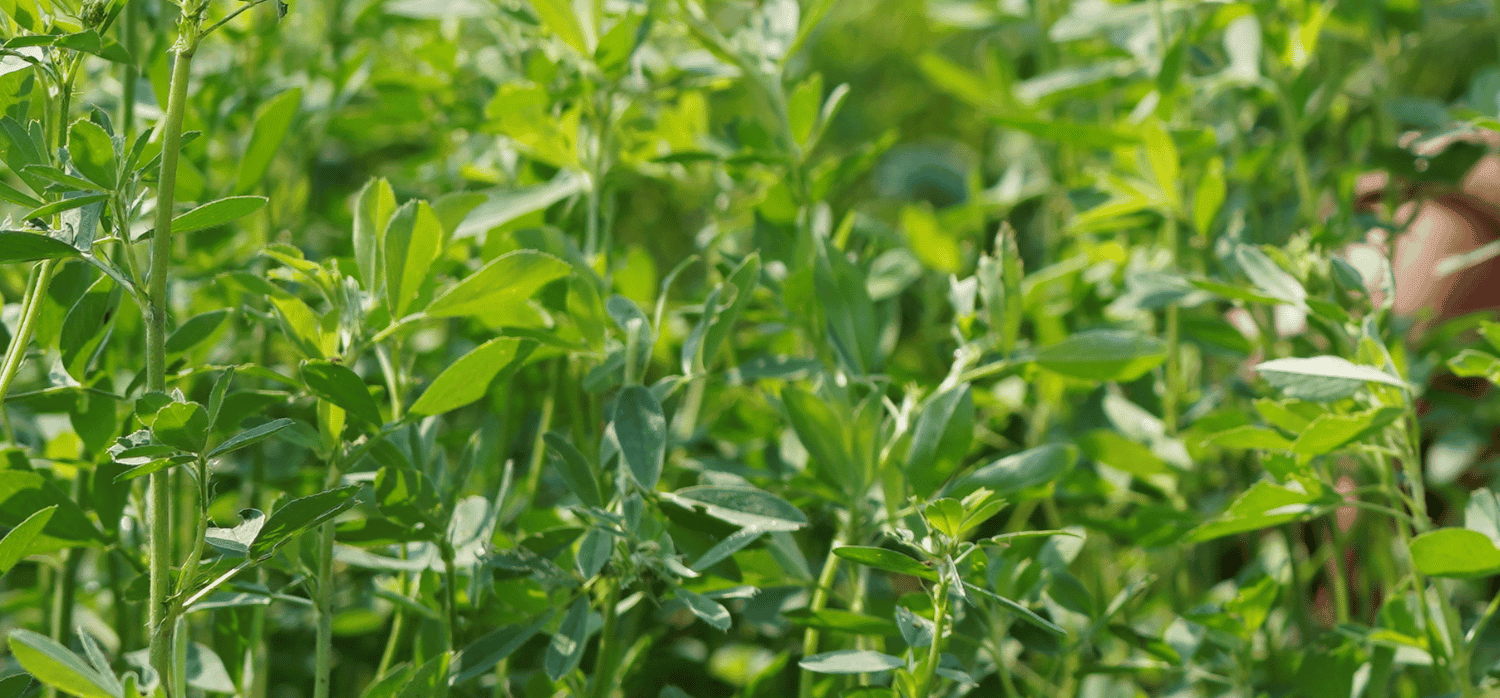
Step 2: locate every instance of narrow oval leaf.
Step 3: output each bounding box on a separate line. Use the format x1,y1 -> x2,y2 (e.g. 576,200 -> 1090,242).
832,546 -> 937,581
667,486 -> 808,532
204,509 -> 265,558
798,650 -> 905,675
1033,329 -> 1167,382
300,361 -> 382,425
6,630 -> 118,698
614,385 -> 666,490
781,608 -> 900,637
952,444 -> 1079,498
1254,356 -> 1407,402
1186,481 -> 1321,542
545,596 -> 592,681
1291,408 -> 1403,457
207,419 -> 295,459
0,505 -> 55,575
0,231 -> 80,262
384,200 -> 444,317
171,196 -> 267,235
410,337 -> 529,416
353,177 -> 396,294
1410,528 -> 1500,578
452,613 -> 552,684
543,432 -> 604,509
165,308 -> 231,354
676,587 -> 732,630
1234,245 -> 1306,306
234,88 -> 301,195
249,485 -> 362,560
427,250 -> 571,319
68,119 -> 116,189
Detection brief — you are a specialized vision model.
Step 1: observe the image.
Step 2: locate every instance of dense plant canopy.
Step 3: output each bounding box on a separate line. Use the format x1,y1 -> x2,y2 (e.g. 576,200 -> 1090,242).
6,0 -> 1500,697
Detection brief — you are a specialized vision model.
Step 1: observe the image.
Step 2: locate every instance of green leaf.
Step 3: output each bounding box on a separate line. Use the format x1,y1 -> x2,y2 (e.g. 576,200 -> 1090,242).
1449,349 -> 1500,385
1410,528 -> 1500,578
0,231 -> 80,263
207,419 -> 295,458
676,587 -> 731,630
951,444 -> 1079,499
0,505 -> 54,575
781,608 -> 900,636
924,498 -> 965,538
249,485 -> 362,560
1187,480 -> 1323,542
0,472 -> 101,552
905,384 -> 975,494
452,171 -> 588,240
1234,245 -> 1306,306
1077,430 -> 1170,477
1205,426 -> 1294,451
300,361 -> 382,425
166,308 -> 230,355
781,385 -> 869,498
68,119 -> 117,189
1194,157 -> 1226,234
203,509 -> 264,558
152,402 -> 210,453
545,595 -> 592,681
25,192 -> 107,222
666,486 -> 808,532
384,200 -> 445,317
427,250 -> 572,319
529,0 -> 595,54
353,177 -> 396,293
543,432 -> 604,509
410,337 -> 532,416
832,546 -> 936,581
902,202 -> 961,274
1032,330 -> 1167,382
233,88 -> 301,195
1291,408 -> 1403,457
1254,356 -> 1407,402
0,179 -> 43,208
814,241 -> 881,375
452,613 -> 552,684
6,629 -> 119,698
59,276 -> 121,381
614,385 -> 666,490
171,196 -> 267,235
375,463 -> 441,532
798,650 -> 905,675
960,580 -> 1067,635
1141,121 -> 1181,212
697,253 -> 761,371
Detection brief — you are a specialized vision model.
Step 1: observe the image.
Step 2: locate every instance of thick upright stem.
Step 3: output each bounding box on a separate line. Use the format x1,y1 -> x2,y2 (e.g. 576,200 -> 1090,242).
313,519 -> 336,698
314,450 -> 345,698
913,577 -> 950,698
798,520 -> 851,698
147,37 -> 199,693
587,580 -> 623,698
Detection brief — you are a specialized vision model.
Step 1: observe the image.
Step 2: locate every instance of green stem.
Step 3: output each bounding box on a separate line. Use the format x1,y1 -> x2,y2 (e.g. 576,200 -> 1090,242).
798,520 -> 850,698
314,450 -> 345,698
147,32 -> 199,692
1162,216 -> 1180,436
588,580 -> 623,698
0,260 -> 56,405
913,575 -> 950,698
440,542 -> 457,652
